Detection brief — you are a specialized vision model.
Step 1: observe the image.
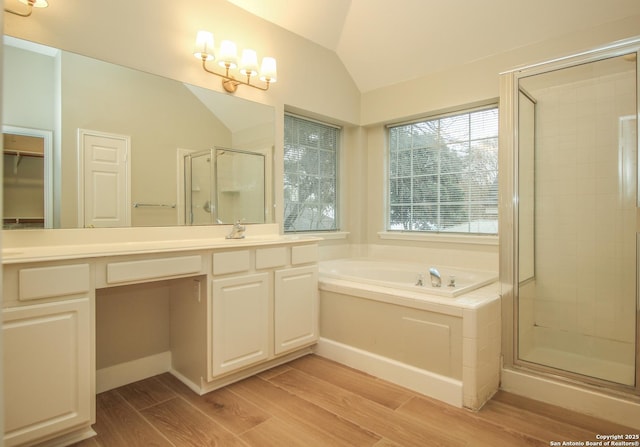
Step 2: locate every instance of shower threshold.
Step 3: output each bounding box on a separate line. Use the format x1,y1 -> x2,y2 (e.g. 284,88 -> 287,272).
520,346 -> 635,386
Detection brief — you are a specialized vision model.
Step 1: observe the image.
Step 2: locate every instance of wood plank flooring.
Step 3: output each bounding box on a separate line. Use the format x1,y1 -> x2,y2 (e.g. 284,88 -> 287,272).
74,355 -> 638,447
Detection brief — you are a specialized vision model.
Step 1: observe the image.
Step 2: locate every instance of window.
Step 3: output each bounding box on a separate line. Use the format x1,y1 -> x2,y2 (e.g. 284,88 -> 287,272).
283,114 -> 339,232
388,106 -> 498,234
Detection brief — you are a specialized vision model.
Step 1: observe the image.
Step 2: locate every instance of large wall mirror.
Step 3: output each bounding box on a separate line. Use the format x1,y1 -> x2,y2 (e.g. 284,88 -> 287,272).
2,36 -> 275,229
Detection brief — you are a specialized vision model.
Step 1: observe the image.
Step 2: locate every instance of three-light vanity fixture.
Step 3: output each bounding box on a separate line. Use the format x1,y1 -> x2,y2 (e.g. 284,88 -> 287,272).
4,0 -> 48,17
194,30 -> 277,93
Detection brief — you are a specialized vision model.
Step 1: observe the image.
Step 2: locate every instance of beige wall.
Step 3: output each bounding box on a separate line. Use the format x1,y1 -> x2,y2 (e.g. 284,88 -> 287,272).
4,2 -> 640,254
3,45 -> 55,131
4,1 -> 361,123
354,16 -> 640,266
60,51 -> 232,227
4,0 -> 361,233
96,282 -> 171,369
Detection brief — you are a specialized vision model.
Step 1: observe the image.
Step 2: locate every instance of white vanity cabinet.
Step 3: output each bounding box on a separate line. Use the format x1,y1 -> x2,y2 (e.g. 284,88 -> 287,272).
210,272 -> 270,376
171,242 -> 319,393
2,232 -> 319,446
274,265 -> 319,355
2,263 -> 94,447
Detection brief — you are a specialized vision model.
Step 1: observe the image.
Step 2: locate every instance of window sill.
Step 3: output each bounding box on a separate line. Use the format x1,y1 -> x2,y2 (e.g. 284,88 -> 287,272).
285,231 -> 350,240
377,231 -> 498,246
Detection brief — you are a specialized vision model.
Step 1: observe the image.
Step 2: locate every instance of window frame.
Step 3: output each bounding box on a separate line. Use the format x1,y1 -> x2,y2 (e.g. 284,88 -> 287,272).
283,112 -> 341,233
386,103 -> 499,237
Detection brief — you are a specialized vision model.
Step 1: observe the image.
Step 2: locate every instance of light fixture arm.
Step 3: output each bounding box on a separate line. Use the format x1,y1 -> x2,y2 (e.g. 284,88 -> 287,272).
4,0 -> 49,17
4,4 -> 33,16
4,0 -> 48,17
201,57 -> 271,93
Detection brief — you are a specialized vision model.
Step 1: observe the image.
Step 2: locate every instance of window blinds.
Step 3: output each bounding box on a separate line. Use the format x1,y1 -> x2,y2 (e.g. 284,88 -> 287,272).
283,114 -> 339,232
388,107 -> 499,234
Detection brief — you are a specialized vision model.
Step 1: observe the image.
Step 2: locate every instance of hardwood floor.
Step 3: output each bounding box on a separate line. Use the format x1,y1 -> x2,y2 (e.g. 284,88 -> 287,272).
75,355 -> 637,447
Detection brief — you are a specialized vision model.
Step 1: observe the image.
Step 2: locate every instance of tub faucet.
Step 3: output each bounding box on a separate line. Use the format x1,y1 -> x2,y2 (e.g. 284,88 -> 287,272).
429,267 -> 441,287
226,220 -> 246,239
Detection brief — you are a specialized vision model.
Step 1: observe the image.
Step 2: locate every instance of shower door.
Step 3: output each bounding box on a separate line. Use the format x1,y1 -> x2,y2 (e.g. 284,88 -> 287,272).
215,148 -> 266,224
514,51 -> 638,387
185,149 -> 216,225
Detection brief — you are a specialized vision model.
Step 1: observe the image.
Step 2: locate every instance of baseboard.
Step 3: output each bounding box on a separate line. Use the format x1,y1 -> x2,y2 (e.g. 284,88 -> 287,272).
175,347 -> 315,395
31,427 -> 97,447
501,367 -> 640,430
168,367 -> 202,395
315,337 -> 463,408
96,351 -> 172,393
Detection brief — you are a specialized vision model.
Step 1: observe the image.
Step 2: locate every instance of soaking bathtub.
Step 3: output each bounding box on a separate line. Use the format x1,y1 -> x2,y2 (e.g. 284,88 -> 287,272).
319,257 -> 497,298
316,257 -> 501,410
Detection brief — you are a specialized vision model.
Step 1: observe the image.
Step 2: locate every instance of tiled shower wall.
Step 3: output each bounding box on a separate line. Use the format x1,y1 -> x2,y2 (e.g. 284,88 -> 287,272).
520,64 -> 637,368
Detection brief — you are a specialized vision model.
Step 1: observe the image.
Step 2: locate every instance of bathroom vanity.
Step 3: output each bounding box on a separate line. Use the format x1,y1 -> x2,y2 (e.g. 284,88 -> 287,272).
2,225 -> 319,447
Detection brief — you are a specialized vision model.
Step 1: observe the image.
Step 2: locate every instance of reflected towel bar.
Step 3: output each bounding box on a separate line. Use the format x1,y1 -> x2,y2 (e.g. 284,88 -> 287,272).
133,202 -> 176,209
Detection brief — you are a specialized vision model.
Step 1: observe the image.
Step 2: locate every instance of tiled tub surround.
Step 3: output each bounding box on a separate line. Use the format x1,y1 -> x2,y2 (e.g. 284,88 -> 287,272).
317,258 -> 501,410
2,224 -> 320,447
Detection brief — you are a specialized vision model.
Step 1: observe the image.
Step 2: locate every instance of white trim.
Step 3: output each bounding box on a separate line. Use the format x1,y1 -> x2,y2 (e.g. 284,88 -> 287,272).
315,337 -> 463,408
96,351 -> 171,393
284,112 -> 342,130
386,100 -> 499,129
3,35 -> 60,57
286,231 -> 349,240
27,428 -> 97,447
501,367 -> 640,430
378,231 -> 498,246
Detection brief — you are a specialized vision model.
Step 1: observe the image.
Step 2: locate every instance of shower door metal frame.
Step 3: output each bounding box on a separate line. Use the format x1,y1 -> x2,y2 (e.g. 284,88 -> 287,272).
184,148 -> 216,225
499,36 -> 640,397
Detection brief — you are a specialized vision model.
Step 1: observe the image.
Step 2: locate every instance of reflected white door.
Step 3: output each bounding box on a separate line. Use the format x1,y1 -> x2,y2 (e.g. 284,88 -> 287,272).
78,129 -> 131,228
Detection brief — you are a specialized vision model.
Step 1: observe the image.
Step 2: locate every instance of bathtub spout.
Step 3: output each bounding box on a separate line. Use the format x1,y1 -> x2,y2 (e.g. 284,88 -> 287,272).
429,267 -> 441,287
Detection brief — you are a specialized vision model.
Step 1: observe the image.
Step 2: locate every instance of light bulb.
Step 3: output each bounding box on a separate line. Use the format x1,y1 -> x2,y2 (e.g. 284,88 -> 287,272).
193,30 -> 215,61
218,40 -> 238,69
240,49 -> 259,77
260,57 -> 277,83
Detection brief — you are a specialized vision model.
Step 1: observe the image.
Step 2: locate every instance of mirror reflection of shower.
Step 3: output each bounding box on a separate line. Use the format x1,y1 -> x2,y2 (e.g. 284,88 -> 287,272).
184,149 -> 215,225
183,147 -> 266,226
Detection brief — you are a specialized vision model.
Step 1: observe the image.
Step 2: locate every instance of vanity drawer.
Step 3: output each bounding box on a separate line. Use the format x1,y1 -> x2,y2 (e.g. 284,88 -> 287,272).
19,264 -> 90,301
212,250 -> 250,275
256,247 -> 288,269
291,244 -> 318,265
106,255 -> 203,284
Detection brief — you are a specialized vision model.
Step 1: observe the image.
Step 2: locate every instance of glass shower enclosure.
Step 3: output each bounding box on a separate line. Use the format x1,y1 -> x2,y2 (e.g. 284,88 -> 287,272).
184,148 -> 266,225
501,39 -> 639,393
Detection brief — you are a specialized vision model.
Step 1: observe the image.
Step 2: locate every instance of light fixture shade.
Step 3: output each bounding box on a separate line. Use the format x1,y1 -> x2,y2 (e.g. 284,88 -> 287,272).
20,0 -> 48,7
218,40 -> 238,69
259,57 -> 277,83
194,30 -> 215,61
239,49 -> 259,77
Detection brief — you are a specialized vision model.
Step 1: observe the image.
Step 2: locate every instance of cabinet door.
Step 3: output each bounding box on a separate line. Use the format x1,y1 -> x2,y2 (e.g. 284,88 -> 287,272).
274,266 -> 318,355
210,273 -> 269,377
3,298 -> 92,447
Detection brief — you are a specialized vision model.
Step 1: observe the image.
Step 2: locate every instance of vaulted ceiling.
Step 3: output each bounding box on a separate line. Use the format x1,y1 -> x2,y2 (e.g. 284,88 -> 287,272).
227,0 -> 640,93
